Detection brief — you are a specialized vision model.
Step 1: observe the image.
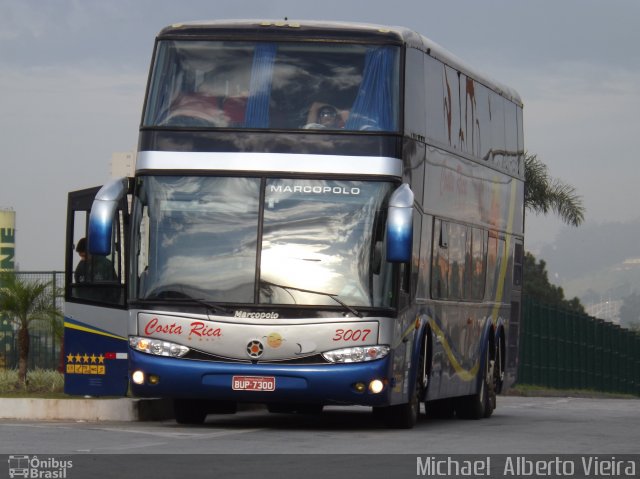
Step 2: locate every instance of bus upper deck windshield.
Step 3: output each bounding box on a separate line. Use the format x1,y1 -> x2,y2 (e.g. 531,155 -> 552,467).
143,41 -> 400,132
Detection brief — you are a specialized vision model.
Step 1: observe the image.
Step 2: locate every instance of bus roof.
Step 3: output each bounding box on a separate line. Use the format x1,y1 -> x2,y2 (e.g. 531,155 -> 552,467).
157,20 -> 522,106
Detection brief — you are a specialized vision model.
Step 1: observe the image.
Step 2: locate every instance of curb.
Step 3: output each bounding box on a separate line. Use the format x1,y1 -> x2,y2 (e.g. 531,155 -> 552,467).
0,398 -> 174,422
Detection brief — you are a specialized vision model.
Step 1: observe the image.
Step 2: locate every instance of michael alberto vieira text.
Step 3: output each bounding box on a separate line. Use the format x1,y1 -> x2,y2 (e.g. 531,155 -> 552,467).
416,456 -> 637,476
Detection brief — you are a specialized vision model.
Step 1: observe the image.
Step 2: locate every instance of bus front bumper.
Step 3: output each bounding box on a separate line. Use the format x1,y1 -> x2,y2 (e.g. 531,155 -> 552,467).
129,349 -> 394,407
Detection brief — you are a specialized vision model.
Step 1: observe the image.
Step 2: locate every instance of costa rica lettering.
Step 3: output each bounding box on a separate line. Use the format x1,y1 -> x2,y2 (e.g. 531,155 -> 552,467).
143,317 -> 221,339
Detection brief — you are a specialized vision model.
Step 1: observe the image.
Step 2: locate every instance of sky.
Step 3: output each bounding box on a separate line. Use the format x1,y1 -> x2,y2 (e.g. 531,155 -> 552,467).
1,0 -> 640,272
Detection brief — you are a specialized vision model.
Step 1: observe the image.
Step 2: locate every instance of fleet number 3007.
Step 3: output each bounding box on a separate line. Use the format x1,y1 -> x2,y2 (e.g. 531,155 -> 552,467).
332,328 -> 372,342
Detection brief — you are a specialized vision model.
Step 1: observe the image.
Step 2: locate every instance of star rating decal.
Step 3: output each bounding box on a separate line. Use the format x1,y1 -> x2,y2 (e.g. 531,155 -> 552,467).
65,352 -> 107,375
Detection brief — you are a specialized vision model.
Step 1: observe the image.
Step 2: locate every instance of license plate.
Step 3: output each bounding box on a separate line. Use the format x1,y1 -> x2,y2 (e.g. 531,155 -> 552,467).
232,376 -> 276,392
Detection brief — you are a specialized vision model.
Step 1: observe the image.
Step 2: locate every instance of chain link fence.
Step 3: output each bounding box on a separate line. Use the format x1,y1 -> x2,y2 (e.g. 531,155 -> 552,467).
0,271 -> 64,371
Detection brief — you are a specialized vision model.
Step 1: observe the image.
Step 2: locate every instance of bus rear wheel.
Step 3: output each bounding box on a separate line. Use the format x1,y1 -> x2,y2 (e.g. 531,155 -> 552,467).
455,342 -> 496,420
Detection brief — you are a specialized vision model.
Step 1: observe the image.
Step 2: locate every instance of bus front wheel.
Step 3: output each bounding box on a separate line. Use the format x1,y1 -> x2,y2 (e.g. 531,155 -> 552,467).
174,399 -> 207,425
174,399 -> 237,424
374,336 -> 427,429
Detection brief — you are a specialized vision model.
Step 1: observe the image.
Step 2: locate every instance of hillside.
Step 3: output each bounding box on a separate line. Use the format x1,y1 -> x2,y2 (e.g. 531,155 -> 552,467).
535,218 -> 640,322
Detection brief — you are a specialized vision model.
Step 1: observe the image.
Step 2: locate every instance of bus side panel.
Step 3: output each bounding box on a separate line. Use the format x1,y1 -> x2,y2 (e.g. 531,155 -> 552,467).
387,305 -> 420,405
424,302 -> 506,401
63,304 -> 129,397
426,302 -> 477,399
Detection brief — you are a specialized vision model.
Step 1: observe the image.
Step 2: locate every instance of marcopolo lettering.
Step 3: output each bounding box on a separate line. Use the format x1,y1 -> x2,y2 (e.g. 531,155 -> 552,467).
270,184 -> 361,196
234,311 -> 279,319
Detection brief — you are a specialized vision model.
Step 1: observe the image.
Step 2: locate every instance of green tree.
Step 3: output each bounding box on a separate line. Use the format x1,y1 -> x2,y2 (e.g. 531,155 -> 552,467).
523,252 -> 585,313
523,153 -> 586,312
524,153 -> 585,227
0,272 -> 62,388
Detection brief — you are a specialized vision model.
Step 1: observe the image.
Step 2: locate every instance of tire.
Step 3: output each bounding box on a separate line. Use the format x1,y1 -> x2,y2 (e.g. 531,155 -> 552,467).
374,388 -> 419,428
174,399 -> 236,424
495,334 -> 505,395
455,341 -> 496,420
208,400 -> 238,415
376,336 -> 427,429
382,380 -> 421,429
174,399 -> 207,425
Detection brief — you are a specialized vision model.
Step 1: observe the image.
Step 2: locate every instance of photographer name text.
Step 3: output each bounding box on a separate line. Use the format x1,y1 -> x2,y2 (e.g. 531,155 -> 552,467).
417,456 -> 637,477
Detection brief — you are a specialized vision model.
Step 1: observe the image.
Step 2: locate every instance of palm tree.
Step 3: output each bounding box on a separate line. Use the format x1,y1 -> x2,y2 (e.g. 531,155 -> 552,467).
524,153 -> 585,226
0,272 -> 62,388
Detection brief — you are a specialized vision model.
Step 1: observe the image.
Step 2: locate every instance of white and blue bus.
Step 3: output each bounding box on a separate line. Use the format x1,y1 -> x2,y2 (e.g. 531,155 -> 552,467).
64,20 -> 524,428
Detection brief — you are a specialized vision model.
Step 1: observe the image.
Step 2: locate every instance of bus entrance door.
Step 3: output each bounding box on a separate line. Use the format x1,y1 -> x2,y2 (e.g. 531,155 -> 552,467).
63,185 -> 130,397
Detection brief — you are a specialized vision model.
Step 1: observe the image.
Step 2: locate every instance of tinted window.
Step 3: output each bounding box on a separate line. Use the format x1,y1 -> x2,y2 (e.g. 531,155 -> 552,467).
144,41 -> 400,133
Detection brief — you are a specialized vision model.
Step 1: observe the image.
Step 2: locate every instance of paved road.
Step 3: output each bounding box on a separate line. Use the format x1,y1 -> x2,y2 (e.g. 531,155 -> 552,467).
1,396 -> 638,455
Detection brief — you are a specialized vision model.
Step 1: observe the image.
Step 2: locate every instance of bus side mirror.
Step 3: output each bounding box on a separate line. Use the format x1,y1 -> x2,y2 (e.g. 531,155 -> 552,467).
386,183 -> 414,263
88,177 -> 128,255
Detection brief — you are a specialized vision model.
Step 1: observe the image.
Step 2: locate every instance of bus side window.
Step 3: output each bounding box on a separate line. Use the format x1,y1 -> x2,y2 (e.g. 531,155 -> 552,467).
469,228 -> 487,300
513,241 -> 524,288
431,219 -> 449,299
486,233 -> 505,300
447,223 -> 466,299
415,215 -> 433,301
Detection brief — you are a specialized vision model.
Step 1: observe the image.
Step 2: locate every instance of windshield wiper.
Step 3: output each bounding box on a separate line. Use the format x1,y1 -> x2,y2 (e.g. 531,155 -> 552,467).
134,290 -> 230,315
261,280 -> 362,318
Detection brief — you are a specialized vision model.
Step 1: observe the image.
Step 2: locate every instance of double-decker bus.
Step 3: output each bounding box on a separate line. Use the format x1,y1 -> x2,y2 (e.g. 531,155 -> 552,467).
63,20 -> 524,428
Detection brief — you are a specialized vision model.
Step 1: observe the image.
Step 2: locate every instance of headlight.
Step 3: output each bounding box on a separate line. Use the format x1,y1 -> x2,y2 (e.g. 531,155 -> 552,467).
322,345 -> 389,363
129,336 -> 189,358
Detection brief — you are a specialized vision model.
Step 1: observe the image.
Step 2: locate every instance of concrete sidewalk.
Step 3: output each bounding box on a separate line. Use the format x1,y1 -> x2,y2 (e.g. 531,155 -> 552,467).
0,397 -> 174,421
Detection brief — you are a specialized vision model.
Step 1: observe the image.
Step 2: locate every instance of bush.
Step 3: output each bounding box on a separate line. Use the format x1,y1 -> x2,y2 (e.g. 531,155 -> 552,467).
0,369 -> 17,392
0,369 -> 64,394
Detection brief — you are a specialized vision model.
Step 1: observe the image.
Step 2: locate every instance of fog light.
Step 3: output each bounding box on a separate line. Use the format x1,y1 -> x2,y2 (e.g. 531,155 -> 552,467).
354,382 -> 366,393
369,379 -> 385,394
132,370 -> 145,385
148,375 -> 160,385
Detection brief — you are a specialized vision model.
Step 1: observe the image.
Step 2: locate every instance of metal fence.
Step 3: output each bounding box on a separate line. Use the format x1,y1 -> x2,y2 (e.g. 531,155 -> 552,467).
518,296 -> 640,396
0,271 -> 64,371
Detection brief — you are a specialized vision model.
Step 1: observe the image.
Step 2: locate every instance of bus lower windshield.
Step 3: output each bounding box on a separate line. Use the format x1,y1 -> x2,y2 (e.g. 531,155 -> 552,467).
131,176 -> 394,309
143,41 -> 400,132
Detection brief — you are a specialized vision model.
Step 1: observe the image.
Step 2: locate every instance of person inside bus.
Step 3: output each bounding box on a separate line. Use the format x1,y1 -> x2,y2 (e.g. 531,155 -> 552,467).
162,68 -> 247,128
74,238 -> 120,303
74,238 -> 116,283
304,102 -> 349,129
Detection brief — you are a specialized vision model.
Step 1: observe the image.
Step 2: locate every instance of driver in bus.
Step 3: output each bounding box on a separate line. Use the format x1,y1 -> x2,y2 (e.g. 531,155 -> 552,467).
74,238 -> 116,283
